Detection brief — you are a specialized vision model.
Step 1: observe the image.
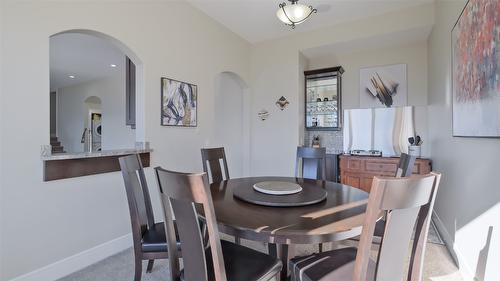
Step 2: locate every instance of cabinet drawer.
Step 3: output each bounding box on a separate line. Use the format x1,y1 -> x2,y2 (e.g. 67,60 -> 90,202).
344,175 -> 361,189
341,172 -> 374,192
346,159 -> 362,170
365,161 -> 397,174
413,163 -> 423,174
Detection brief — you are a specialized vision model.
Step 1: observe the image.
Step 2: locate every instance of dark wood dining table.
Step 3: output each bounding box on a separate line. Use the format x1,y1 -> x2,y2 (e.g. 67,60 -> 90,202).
208,176 -> 370,280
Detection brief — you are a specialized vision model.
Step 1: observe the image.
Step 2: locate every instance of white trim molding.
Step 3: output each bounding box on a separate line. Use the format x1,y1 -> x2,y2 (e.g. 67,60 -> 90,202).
9,234 -> 132,281
432,212 -> 475,281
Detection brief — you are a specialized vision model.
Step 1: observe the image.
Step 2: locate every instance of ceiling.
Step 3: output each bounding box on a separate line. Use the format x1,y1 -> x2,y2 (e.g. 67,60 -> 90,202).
49,1 -> 433,90
50,33 -> 125,91
188,0 -> 433,43
301,25 -> 433,60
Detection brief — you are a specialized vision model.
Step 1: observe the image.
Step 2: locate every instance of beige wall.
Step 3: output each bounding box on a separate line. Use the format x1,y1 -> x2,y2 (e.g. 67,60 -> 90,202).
249,4 -> 434,176
213,72 -> 250,178
0,0 -> 4,278
428,1 -> 500,280
0,1 -> 250,280
307,42 -> 428,108
298,52 -> 308,147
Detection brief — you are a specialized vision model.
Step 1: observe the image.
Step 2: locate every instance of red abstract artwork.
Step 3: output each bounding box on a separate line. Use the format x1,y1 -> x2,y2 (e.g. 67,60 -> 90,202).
452,0 -> 500,136
453,0 -> 499,102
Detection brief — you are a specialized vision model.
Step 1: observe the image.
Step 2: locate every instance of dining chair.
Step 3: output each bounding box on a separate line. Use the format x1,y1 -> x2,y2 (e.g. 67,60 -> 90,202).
155,167 -> 283,281
290,172 -> 441,281
201,147 -> 230,184
119,154 -> 180,281
396,152 -> 417,177
295,147 -> 326,181
372,152 -> 417,239
201,147 -> 241,244
295,146 -> 327,252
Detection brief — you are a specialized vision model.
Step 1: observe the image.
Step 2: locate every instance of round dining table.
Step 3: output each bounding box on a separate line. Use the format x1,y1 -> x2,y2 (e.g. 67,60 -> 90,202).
208,176 -> 370,280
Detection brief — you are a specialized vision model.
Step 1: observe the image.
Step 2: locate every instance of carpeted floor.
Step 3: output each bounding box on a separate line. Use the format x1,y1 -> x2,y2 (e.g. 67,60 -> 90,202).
59,222 -> 459,281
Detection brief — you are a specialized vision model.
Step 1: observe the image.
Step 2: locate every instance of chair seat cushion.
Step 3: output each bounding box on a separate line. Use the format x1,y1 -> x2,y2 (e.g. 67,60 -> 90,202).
289,247 -> 376,281
181,240 -> 282,281
142,222 -> 180,253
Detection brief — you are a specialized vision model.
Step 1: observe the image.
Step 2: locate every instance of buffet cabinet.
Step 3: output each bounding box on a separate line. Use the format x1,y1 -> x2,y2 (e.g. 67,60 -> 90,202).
339,155 -> 431,192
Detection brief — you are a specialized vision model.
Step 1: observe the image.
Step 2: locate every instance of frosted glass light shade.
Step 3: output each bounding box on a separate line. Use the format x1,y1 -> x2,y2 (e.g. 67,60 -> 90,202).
276,3 -> 313,25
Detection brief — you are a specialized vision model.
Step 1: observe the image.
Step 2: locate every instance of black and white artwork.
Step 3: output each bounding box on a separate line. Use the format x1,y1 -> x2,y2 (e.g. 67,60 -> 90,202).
161,77 -> 197,127
359,64 -> 407,108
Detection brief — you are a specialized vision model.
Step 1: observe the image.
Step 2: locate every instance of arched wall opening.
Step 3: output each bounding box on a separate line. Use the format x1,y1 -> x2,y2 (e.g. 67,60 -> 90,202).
214,72 -> 251,177
49,29 -> 146,145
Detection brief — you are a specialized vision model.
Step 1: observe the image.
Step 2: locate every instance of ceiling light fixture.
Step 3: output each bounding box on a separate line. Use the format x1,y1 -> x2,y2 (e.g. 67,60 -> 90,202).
276,0 -> 317,29
110,64 -> 117,68
68,75 -> 75,79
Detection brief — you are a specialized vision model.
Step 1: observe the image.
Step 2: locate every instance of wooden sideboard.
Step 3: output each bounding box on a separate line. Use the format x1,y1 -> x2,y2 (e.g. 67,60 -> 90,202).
339,155 -> 431,192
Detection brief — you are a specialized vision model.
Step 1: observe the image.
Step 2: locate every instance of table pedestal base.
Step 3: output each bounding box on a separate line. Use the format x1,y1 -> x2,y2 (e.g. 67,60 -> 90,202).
269,243 -> 290,281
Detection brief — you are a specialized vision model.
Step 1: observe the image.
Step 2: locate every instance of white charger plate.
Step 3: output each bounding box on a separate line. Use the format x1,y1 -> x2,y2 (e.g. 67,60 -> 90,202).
253,181 -> 303,195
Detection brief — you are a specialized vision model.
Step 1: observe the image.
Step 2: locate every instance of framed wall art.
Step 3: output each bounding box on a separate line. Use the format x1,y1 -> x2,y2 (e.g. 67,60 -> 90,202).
161,77 -> 197,127
452,0 -> 500,137
359,64 -> 407,108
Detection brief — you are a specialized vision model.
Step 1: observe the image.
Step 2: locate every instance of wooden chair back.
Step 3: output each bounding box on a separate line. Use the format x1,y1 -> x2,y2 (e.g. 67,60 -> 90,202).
353,172 -> 441,281
119,155 -> 156,253
155,167 -> 227,281
201,147 -> 230,183
396,153 -> 417,177
295,147 -> 327,180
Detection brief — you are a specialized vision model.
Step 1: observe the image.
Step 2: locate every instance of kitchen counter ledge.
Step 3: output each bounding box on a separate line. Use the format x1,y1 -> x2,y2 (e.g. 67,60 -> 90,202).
41,148 -> 153,161
42,148 -> 152,181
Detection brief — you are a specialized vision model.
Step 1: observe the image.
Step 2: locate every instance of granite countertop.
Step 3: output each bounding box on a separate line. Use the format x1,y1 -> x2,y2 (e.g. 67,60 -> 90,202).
326,149 -> 344,155
41,148 -> 153,161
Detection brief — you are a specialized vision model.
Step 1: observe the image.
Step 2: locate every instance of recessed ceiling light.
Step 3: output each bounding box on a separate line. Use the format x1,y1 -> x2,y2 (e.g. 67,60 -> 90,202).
110,64 -> 117,68
68,75 -> 75,79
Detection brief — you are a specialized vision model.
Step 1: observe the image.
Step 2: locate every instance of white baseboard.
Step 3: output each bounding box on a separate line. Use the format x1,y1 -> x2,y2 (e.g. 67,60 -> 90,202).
10,233 -> 132,281
432,212 -> 475,281
432,212 -> 457,262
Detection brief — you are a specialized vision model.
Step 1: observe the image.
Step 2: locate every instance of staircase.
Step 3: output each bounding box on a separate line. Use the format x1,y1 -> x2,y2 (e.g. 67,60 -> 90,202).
50,136 -> 65,154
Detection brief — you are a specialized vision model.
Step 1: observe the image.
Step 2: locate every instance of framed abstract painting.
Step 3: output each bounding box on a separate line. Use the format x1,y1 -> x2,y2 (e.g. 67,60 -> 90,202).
452,0 -> 500,137
161,77 -> 197,127
359,64 -> 407,108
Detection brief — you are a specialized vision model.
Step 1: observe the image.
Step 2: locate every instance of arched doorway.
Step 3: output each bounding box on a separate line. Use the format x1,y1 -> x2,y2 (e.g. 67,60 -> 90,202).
214,72 -> 251,177
49,29 -> 145,152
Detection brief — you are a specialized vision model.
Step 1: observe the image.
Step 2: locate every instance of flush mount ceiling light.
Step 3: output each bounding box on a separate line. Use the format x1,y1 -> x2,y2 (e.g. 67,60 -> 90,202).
68,75 -> 75,79
276,0 -> 317,29
110,64 -> 117,68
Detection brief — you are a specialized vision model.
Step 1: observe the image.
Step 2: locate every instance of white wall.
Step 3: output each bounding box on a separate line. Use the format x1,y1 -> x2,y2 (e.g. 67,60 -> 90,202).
249,4 -> 434,176
307,42 -> 428,109
250,47 -> 302,176
428,1 -> 500,280
0,0 -> 4,278
57,70 -> 135,152
306,43 -> 429,156
213,72 -> 248,178
0,1 -> 250,280
298,52 -> 308,147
